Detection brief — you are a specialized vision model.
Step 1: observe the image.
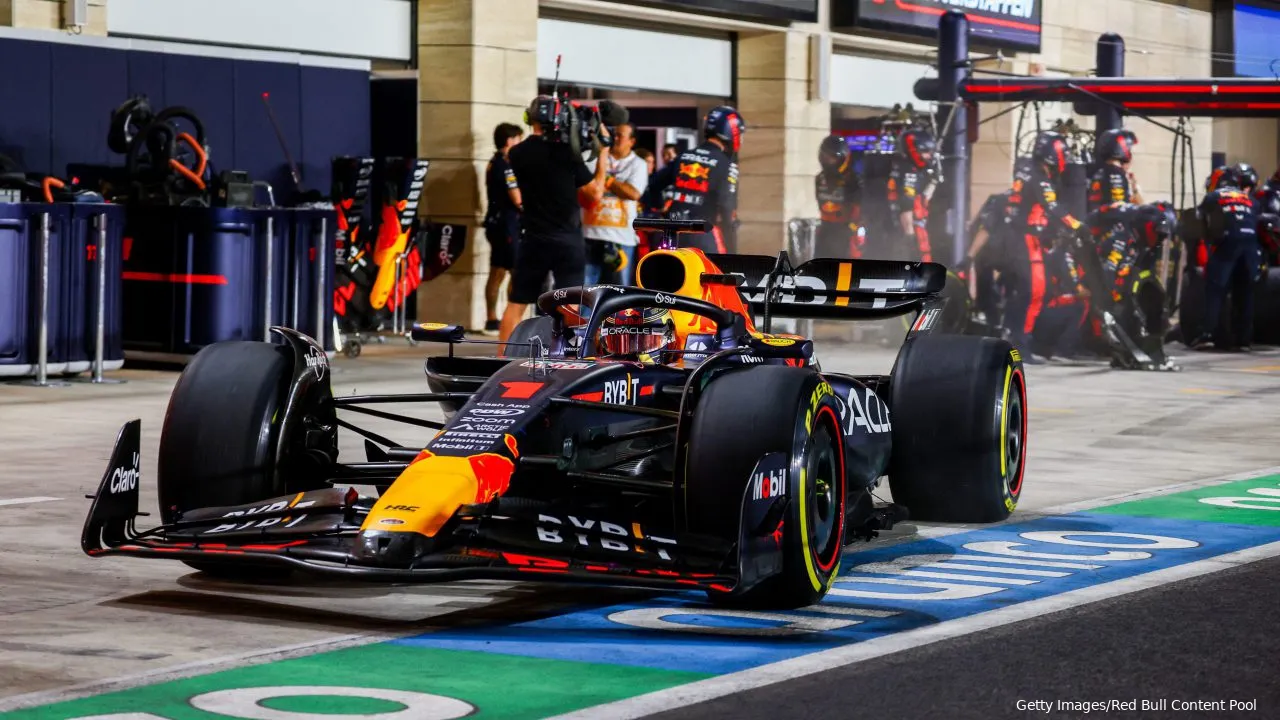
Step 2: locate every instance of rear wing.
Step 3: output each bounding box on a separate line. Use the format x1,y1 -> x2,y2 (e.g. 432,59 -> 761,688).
703,252 -> 948,325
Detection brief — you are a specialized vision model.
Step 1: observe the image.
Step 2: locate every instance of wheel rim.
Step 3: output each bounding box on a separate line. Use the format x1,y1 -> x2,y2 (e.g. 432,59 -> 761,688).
807,411 -> 842,570
1004,375 -> 1025,496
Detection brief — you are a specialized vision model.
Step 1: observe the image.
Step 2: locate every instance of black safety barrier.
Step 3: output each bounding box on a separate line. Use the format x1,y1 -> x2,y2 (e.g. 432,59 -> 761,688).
0,202 -> 127,386
121,206 -> 336,360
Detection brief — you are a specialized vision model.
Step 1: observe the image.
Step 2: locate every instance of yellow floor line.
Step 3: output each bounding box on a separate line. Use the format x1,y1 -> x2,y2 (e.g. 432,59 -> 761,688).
1179,388 -> 1236,395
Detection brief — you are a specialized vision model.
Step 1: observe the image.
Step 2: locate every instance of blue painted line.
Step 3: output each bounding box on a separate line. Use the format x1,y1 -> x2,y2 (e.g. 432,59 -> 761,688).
394,512 -> 1280,674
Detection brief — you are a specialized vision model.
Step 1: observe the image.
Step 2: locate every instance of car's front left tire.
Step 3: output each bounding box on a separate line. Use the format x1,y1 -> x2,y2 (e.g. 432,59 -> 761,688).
685,365 -> 847,609
158,341 -> 295,578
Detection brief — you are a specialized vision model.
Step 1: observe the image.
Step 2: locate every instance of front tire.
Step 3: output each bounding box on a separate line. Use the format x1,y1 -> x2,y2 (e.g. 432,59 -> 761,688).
686,365 -> 846,608
888,334 -> 1027,523
158,341 -> 293,578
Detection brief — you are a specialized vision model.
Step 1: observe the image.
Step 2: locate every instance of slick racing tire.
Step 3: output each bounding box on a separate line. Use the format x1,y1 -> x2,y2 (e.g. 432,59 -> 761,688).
888,334 -> 1027,523
158,341 -> 293,579
686,365 -> 846,609
500,315 -> 557,358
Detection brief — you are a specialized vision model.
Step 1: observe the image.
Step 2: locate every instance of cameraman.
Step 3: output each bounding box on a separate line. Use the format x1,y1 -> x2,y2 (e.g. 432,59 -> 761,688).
499,96 -> 610,343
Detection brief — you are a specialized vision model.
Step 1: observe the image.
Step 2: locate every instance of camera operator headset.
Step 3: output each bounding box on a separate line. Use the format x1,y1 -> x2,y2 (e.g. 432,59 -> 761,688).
499,93 -> 623,343
664,106 -> 747,254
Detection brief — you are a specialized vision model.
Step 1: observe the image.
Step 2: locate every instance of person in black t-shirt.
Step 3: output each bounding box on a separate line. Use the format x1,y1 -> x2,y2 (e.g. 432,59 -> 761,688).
500,97 -> 609,343
483,123 -> 524,333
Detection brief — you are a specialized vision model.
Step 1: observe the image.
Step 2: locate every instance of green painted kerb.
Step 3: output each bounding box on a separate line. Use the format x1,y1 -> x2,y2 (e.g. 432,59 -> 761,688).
1091,474 -> 1280,527
2,644 -> 710,720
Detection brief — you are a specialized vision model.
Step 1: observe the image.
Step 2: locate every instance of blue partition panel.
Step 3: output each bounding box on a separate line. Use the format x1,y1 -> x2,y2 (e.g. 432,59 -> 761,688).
51,44 -> 129,174
0,205 -> 30,373
0,39 -> 53,174
126,50 -> 167,112
162,53 -> 237,174
301,66 -> 371,196
234,59 -> 303,199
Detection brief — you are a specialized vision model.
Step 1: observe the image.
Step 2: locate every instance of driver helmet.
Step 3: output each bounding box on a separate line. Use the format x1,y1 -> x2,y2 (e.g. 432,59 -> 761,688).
897,129 -> 936,169
1032,131 -> 1070,178
1095,128 -> 1138,164
819,135 -> 851,173
1233,162 -> 1259,192
600,307 -> 675,358
704,106 -> 747,154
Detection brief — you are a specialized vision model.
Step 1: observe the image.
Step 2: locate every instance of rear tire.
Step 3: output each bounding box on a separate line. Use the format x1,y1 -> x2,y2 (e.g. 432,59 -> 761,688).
888,334 -> 1027,523
686,366 -> 846,608
158,341 -> 293,578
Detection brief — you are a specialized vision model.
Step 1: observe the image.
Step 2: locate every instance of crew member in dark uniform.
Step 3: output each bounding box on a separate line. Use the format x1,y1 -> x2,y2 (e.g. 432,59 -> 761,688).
1087,201 -> 1176,365
664,106 -> 746,254
1256,168 -> 1280,264
1088,128 -> 1141,214
1006,131 -> 1088,361
482,123 -> 523,333
814,134 -> 863,259
886,128 -> 936,262
1033,236 -> 1091,361
1255,167 -> 1280,216
1087,128 -> 1141,268
964,189 -> 1014,329
1191,171 -> 1262,351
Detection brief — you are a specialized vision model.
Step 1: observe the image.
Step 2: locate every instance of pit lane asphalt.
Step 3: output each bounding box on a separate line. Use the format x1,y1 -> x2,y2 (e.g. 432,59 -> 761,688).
651,556 -> 1280,720
1,338 -> 1278,707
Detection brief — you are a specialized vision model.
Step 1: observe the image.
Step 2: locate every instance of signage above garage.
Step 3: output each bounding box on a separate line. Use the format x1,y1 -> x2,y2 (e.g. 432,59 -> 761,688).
604,0 -> 819,23
834,0 -> 1042,53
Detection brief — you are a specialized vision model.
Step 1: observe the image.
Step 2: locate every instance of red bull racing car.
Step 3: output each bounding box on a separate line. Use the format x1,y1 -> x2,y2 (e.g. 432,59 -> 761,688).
82,221 -> 1028,608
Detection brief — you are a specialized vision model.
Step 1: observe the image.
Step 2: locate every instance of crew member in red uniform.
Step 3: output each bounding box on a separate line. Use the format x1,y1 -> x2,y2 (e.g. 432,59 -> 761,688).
1006,131 -> 1088,361
814,135 -> 863,259
664,106 -> 746,255
886,128 -> 936,262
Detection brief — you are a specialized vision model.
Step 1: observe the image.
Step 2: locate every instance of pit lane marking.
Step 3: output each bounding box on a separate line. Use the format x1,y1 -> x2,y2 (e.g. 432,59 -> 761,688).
5,467 -> 1280,714
546,540 -> 1280,720
0,496 -> 60,507
1177,387 -> 1236,395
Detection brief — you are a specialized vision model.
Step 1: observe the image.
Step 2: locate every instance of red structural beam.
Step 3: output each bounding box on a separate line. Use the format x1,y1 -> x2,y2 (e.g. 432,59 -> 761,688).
959,77 -> 1280,117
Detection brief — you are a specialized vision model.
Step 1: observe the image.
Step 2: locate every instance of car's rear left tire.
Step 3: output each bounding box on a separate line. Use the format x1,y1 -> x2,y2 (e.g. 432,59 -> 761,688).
158,341 -> 294,579
888,334 -> 1027,523
685,365 -> 847,609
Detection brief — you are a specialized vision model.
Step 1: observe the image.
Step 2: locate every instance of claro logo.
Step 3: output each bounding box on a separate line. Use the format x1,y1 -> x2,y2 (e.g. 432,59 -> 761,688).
110,452 -> 140,494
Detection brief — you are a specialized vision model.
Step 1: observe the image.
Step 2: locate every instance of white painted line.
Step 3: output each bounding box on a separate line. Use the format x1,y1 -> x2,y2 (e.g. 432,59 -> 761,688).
6,465 -> 1280,712
546,540 -> 1280,720
0,632 -> 382,712
0,496 -> 60,507
902,464 -> 1280,543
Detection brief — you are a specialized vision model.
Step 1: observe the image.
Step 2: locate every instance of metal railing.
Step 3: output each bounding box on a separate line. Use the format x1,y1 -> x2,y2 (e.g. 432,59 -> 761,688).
21,209 -> 124,387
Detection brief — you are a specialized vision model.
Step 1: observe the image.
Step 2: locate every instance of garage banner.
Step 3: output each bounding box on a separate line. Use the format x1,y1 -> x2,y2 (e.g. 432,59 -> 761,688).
606,0 -> 818,22
836,0 -> 1042,52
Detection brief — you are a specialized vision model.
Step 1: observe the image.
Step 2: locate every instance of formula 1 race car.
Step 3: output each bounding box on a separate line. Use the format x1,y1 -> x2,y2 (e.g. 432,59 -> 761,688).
82,221 -> 1027,608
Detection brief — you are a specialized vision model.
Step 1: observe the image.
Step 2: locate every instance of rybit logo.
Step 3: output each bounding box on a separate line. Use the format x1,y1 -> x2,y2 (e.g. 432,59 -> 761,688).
752,468 -> 786,501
